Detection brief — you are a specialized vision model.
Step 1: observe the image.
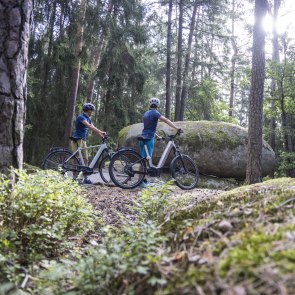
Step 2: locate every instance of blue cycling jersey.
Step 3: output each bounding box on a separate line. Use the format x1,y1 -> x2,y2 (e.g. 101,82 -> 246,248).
141,109 -> 161,139
72,113 -> 92,140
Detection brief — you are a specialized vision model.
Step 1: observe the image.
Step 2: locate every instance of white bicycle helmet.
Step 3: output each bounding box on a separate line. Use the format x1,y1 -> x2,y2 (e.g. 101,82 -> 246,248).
83,103 -> 95,111
149,97 -> 160,108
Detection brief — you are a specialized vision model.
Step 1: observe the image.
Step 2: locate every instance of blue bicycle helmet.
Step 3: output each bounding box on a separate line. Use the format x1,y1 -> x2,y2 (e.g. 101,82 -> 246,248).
83,103 -> 95,111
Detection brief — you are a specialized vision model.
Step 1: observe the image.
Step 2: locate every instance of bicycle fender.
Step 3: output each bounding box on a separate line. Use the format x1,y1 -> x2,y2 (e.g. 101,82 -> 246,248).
49,147 -> 71,153
116,147 -> 136,152
115,147 -> 142,158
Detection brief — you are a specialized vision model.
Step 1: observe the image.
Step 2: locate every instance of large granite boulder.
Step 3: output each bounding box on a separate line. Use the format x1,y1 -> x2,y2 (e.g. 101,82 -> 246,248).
117,121 -> 276,179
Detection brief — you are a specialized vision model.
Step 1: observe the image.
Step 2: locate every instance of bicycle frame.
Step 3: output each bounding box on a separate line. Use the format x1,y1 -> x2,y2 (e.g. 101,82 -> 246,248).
143,139 -> 177,169
64,142 -> 108,169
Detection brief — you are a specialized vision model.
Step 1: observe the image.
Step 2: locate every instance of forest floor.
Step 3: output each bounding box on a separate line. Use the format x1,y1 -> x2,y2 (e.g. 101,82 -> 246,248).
79,178 -> 295,294
84,181 -> 223,226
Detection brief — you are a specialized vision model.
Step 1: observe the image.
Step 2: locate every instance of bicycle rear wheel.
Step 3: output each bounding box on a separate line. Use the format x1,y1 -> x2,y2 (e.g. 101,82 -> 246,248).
43,150 -> 80,180
171,155 -> 199,190
98,154 -> 112,183
109,150 -> 146,189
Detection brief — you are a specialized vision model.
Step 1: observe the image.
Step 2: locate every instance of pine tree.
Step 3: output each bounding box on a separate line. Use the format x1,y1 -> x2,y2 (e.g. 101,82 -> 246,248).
0,0 -> 33,172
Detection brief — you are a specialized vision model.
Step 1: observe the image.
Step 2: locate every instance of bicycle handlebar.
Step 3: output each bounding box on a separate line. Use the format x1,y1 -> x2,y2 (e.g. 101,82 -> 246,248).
102,134 -> 109,142
156,129 -> 183,141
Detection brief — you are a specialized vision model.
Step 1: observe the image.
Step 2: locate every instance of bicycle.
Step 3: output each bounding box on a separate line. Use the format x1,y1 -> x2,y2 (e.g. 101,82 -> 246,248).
42,135 -> 112,183
109,131 -> 199,190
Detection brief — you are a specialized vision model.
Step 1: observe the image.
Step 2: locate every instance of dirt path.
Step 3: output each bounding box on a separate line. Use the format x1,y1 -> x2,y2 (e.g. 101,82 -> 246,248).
84,183 -> 223,226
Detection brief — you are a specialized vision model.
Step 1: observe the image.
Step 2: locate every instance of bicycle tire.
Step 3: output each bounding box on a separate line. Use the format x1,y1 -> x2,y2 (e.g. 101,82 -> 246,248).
98,154 -> 112,183
43,150 -> 81,180
170,155 -> 199,190
109,150 -> 146,189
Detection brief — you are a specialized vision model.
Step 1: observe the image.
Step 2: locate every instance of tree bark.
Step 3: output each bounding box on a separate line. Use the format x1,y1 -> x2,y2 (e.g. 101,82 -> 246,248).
179,1 -> 199,121
41,0 -> 57,102
280,40 -> 294,177
86,0 -> 113,102
174,0 -> 183,121
245,0 -> 268,184
229,0 -> 237,117
0,0 -> 33,173
269,0 -> 280,177
165,0 -> 173,119
64,0 -> 87,147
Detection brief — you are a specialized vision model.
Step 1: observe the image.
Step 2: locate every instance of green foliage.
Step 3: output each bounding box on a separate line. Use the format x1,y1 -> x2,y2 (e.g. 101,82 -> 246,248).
276,152 -> 295,176
0,169 -> 94,284
186,78 -> 218,120
1,178 -> 294,294
34,183 -> 185,294
136,181 -> 174,223
37,219 -> 168,294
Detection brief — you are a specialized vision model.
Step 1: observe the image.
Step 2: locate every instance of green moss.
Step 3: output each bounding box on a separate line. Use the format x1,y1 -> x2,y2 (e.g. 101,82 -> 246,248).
162,199 -> 218,232
179,121 -> 244,151
272,249 -> 295,272
218,224 -> 295,279
218,177 -> 295,206
162,178 -> 295,233
159,265 -> 213,294
118,125 -> 133,145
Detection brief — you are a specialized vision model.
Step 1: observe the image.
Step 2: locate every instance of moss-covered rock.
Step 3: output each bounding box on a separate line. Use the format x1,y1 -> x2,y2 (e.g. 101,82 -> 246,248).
117,121 -> 275,179
160,177 -> 295,294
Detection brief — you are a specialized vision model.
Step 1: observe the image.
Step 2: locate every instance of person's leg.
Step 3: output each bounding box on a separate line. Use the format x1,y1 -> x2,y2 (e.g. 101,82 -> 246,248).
139,138 -> 154,188
76,139 -> 88,165
139,140 -> 147,158
70,140 -> 76,153
76,140 -> 92,185
146,138 -> 155,158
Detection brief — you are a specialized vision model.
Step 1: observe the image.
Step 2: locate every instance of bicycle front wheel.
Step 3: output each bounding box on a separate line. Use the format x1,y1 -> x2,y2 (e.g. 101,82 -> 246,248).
171,155 -> 199,190
109,150 -> 146,189
43,150 -> 80,180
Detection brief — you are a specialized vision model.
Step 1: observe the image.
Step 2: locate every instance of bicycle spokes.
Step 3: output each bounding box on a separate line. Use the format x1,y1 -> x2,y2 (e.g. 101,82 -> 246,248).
109,151 -> 146,189
171,155 -> 199,190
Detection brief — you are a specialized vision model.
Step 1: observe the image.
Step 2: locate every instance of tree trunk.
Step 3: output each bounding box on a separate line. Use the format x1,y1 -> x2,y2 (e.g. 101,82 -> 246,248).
165,0 -> 173,119
269,0 -> 280,176
179,1 -> 199,121
280,40 -> 294,177
86,0 -> 113,102
64,0 -> 87,147
245,0 -> 268,184
41,0 -> 57,102
174,0 -> 183,121
0,0 -> 33,173
229,0 -> 237,117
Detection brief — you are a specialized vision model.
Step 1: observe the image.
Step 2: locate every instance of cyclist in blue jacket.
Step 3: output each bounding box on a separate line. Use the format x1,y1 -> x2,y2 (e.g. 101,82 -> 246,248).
139,97 -> 182,188
71,102 -> 106,184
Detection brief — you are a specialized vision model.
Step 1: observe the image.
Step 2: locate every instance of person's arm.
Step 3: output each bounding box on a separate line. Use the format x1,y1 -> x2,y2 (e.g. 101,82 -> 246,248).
159,115 -> 181,131
82,120 -> 106,137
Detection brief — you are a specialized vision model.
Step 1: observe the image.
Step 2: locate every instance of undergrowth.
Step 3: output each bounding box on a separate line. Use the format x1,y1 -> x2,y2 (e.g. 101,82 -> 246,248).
1,172 -> 295,295
0,169 -> 95,289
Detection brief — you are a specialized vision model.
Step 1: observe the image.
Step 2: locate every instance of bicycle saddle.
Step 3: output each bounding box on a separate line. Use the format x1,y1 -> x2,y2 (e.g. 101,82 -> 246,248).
137,136 -> 148,141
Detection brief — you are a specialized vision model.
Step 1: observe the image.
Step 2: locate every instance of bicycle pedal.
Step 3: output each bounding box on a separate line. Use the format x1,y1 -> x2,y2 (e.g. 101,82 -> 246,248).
83,169 -> 94,175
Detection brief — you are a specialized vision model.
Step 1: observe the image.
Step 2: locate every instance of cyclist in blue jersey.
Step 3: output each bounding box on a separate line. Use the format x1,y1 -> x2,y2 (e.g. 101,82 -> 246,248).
139,97 -> 182,188
70,102 -> 106,184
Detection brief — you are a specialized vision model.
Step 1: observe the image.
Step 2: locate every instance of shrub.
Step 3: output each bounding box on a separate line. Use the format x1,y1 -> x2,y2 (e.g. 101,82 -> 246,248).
37,220 -> 168,294
0,169 -> 94,283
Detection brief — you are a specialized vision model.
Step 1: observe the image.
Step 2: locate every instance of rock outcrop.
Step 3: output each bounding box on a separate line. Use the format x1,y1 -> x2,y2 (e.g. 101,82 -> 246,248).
117,121 -> 275,179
